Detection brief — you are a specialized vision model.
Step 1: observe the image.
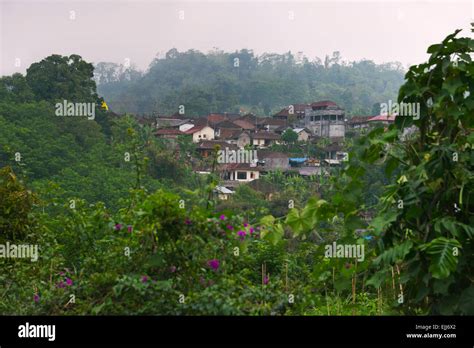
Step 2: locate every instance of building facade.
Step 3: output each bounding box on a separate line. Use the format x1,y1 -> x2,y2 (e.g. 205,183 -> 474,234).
304,101 -> 345,138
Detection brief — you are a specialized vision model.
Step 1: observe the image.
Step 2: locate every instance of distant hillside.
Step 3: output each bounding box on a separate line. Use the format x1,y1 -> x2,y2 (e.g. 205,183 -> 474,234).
96,49 -> 406,117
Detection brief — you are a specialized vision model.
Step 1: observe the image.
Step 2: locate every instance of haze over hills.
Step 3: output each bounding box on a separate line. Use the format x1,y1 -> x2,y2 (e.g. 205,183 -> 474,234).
95,49 -> 406,117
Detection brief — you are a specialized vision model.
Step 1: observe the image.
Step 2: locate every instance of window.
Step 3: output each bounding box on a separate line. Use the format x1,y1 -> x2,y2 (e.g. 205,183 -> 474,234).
237,172 -> 247,180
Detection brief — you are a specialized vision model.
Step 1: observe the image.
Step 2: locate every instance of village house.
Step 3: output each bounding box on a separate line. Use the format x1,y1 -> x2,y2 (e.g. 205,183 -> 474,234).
292,128 -> 311,142
324,142 -> 343,160
155,129 -> 185,143
304,101 -> 346,138
257,118 -> 288,132
257,151 -> 290,171
178,121 -> 195,132
273,104 -> 310,123
196,140 -> 238,158
213,119 -> 243,134
221,163 -> 262,182
155,117 -> 191,129
213,185 -> 235,200
252,132 -> 281,148
367,114 -> 396,125
185,125 -> 215,143
216,127 -> 251,148
347,116 -> 370,130
232,119 -> 256,132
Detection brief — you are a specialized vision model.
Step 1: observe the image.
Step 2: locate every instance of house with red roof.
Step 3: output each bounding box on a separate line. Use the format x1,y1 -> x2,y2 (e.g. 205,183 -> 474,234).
367,114 -> 396,124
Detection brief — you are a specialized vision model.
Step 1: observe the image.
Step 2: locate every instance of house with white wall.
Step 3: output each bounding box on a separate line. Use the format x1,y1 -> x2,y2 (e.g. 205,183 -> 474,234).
185,125 -> 215,143
221,163 -> 261,182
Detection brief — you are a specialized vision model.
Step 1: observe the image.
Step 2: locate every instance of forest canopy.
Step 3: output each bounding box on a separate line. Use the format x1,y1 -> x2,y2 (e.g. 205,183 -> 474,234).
95,49 -> 405,116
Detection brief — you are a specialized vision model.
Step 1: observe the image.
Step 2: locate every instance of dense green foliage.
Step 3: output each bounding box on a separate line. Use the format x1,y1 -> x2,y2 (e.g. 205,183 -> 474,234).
96,50 -> 405,116
0,30 -> 472,315
366,30 -> 474,314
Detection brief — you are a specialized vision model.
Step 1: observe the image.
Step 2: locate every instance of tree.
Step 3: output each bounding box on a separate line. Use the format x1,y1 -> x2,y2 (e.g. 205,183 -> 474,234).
282,129 -> 298,145
26,54 -> 99,103
0,73 -> 34,103
365,28 -> 473,314
0,166 -> 37,241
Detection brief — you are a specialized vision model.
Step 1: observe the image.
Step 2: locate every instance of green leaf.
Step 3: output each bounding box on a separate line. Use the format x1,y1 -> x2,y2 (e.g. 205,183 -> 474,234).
370,210 -> 398,234
261,223 -> 284,245
366,270 -> 387,289
260,215 -> 275,227
373,240 -> 413,266
419,237 -> 461,279
285,208 -> 305,236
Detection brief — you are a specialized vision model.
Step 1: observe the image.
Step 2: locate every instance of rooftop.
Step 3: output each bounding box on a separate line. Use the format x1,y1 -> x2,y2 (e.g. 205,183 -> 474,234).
184,125 -> 211,134
368,114 -> 396,122
155,129 -> 185,136
311,100 -> 342,109
253,132 -> 281,140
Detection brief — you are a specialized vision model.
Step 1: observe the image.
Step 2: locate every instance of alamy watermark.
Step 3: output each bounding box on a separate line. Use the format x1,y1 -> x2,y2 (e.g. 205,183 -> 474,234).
380,100 -> 420,120
55,99 -> 95,120
324,242 -> 365,262
18,322 -> 55,341
217,147 -> 258,164
0,242 -> 38,262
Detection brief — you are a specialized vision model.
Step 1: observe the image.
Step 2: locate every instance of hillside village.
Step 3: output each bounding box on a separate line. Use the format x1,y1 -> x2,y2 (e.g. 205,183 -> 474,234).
136,101 -> 396,200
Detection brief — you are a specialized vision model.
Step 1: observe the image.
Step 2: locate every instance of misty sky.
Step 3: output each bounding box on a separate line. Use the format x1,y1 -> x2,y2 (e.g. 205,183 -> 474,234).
0,0 -> 472,76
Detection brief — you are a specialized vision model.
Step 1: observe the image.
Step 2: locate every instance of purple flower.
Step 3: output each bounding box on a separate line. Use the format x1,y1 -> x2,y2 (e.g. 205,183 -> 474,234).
227,225 -> 233,230
185,218 -> 191,225
263,275 -> 269,285
244,222 -> 248,227
141,275 -> 148,283
249,227 -> 254,234
65,278 -> 73,286
207,259 -> 220,271
114,223 -> 122,231
169,265 -> 177,273
219,214 -> 226,220
237,230 -> 246,240
34,294 -> 40,303
57,281 -> 65,288
59,271 -> 65,276
127,225 -> 133,233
